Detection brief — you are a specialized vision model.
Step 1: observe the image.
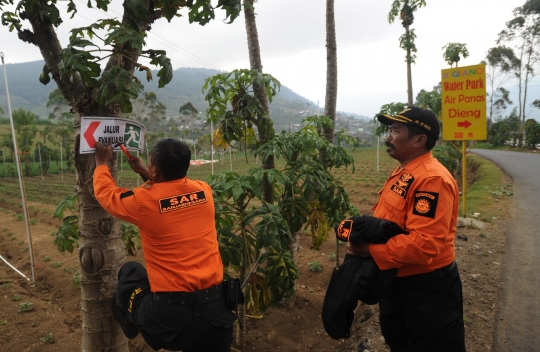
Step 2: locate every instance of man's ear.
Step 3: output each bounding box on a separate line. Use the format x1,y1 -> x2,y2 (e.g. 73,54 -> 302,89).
414,134 -> 428,148
151,165 -> 162,182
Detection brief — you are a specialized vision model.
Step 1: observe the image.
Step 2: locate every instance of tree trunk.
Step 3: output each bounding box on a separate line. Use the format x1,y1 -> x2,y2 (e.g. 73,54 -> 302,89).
23,3 -> 158,348
74,116 -> 128,352
235,250 -> 247,350
243,0 -> 275,204
405,25 -> 414,106
324,0 -> 337,144
324,0 -> 340,265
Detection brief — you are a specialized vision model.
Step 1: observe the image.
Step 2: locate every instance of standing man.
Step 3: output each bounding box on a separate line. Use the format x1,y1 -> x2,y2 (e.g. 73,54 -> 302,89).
93,137 -> 235,352
348,107 -> 466,351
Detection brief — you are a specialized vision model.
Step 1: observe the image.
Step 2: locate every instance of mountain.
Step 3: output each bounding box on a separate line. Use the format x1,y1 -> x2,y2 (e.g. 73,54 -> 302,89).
0,60 -> 318,130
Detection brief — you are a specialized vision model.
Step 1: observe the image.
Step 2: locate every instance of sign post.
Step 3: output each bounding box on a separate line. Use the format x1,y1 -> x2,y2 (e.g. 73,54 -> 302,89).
80,117 -> 146,154
441,63 -> 487,217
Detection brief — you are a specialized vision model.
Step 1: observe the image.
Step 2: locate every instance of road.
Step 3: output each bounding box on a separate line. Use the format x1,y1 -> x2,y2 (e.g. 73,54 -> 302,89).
471,149 -> 540,352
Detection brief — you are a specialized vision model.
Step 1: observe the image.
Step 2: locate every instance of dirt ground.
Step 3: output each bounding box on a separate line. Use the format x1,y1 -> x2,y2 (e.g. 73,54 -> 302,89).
0,170 -> 512,352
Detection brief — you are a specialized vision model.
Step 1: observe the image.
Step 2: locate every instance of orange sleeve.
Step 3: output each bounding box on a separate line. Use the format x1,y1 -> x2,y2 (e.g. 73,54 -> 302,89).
370,176 -> 456,270
93,165 -> 140,225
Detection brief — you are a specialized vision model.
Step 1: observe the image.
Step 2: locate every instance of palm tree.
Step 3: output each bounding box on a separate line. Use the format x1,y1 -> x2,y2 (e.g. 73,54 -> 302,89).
324,0 -> 337,144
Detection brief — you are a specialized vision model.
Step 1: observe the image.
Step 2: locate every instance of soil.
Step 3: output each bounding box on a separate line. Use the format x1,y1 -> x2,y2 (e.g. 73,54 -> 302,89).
0,170 -> 512,352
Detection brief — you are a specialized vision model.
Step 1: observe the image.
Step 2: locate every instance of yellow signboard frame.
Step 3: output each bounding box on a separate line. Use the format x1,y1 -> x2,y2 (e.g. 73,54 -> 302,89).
441,64 -> 487,141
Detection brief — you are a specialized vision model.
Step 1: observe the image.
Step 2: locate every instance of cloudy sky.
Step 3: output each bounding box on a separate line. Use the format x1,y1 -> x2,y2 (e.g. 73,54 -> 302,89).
1,0 -> 536,119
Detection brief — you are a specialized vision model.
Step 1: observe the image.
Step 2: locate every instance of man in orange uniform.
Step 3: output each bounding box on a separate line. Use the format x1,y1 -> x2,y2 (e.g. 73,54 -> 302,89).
348,107 -> 466,351
94,137 -> 235,352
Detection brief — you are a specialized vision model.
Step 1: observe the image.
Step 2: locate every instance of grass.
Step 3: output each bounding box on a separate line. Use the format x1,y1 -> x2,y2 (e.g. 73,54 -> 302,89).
461,154 -> 512,219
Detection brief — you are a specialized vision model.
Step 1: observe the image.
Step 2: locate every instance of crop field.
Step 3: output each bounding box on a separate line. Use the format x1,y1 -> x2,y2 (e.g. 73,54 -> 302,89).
0,146 -> 397,212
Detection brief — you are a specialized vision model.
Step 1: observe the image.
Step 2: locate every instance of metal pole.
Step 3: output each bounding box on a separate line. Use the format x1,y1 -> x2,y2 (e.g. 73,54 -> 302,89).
462,140 -> 467,218
1,52 -> 36,283
211,120 -> 214,175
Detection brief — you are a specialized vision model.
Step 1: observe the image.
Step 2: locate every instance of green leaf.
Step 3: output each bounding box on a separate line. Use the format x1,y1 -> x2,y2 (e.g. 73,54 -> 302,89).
96,66 -> 143,113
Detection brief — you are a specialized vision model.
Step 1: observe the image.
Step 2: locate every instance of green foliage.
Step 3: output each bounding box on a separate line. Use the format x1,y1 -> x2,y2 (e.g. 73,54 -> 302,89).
308,260 -> 323,272
442,43 -> 470,67
432,144 -> 461,175
208,115 -> 357,313
0,0 -> 240,115
204,69 -> 281,146
19,302 -> 33,312
53,195 -> 141,255
96,66 -> 144,113
488,108 -> 519,147
415,84 -> 442,116
399,28 -> 418,63
524,119 -> 540,148
374,102 -> 408,136
40,333 -> 55,344
13,295 -> 20,302
52,195 -> 79,254
388,0 -> 427,24
121,222 -> 141,256
72,270 -> 81,286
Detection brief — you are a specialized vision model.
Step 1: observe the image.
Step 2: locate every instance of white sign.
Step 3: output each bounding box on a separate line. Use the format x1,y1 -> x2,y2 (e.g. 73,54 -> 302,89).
80,117 -> 146,154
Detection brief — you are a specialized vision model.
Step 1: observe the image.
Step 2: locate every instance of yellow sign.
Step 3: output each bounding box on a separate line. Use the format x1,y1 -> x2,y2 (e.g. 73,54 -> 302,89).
441,64 -> 487,140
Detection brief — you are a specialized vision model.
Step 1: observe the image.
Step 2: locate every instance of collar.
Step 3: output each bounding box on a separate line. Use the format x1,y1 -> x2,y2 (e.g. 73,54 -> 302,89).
390,151 -> 433,177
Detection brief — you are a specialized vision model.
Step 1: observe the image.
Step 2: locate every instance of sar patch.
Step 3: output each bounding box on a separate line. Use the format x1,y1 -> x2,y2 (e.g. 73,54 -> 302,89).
159,190 -> 207,214
389,173 -> 415,199
336,219 -> 353,242
412,191 -> 439,218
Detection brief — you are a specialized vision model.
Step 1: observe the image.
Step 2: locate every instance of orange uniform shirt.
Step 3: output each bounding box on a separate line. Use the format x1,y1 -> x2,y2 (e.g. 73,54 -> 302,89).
369,152 -> 459,277
93,165 -> 223,292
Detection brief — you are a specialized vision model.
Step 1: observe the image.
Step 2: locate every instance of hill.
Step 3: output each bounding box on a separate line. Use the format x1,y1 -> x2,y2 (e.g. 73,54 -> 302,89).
0,61 -> 319,130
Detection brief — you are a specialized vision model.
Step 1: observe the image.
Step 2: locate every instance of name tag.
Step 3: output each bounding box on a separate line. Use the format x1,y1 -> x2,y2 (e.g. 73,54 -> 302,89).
158,190 -> 207,213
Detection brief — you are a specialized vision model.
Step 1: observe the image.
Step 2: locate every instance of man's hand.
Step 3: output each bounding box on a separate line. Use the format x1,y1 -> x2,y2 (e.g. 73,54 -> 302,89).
95,137 -> 113,166
347,241 -> 371,258
127,157 -> 150,181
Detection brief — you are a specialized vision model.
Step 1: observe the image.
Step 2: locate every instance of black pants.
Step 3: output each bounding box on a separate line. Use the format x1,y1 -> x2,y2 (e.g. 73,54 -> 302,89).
115,262 -> 236,352
379,262 -> 466,352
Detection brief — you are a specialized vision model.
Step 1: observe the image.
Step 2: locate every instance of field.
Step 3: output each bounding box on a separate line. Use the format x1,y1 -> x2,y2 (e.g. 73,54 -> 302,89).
0,147 -> 513,351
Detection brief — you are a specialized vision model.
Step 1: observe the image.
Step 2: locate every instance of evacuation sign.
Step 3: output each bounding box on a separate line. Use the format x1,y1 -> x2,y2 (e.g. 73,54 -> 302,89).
441,63 -> 487,141
80,117 -> 146,154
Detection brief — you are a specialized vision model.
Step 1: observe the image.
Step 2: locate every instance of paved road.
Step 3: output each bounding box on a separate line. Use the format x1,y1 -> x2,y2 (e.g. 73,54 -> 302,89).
471,149 -> 540,352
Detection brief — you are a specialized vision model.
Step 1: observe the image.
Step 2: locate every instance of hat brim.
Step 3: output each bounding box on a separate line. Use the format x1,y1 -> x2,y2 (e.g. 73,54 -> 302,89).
377,113 -> 413,126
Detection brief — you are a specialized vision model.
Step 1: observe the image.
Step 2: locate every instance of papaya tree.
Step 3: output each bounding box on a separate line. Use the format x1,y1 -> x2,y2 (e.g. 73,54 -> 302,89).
388,0 -> 427,106
442,42 -> 469,68
0,1 -> 241,350
205,69 -> 358,346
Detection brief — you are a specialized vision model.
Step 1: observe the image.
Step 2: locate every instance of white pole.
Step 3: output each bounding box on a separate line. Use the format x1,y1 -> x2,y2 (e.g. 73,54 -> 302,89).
1,52 -> 36,283
377,135 -> 380,173
136,151 -> 140,187
38,144 -> 43,181
60,142 -> 64,183
211,121 -> 214,175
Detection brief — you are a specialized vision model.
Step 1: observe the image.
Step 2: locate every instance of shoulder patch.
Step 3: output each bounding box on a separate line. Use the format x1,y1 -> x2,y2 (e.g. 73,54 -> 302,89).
336,219 -> 353,242
412,191 -> 439,218
158,190 -> 207,214
120,190 -> 134,199
389,173 -> 415,199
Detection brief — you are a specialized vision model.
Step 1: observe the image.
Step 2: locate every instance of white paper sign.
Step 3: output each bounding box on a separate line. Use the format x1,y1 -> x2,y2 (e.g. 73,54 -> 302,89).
80,117 -> 146,154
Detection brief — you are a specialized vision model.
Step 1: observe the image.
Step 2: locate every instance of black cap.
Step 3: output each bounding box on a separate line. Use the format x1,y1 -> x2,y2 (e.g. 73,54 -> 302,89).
377,106 -> 440,140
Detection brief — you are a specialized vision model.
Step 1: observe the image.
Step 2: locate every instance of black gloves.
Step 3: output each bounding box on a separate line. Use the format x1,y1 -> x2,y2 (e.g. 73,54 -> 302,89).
335,215 -> 405,244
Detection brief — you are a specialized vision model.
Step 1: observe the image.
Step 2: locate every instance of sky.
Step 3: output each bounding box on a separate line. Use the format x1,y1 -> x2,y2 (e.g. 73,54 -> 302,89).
0,0 -> 537,119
